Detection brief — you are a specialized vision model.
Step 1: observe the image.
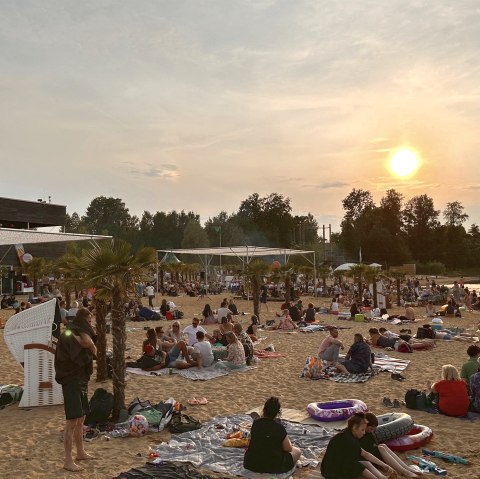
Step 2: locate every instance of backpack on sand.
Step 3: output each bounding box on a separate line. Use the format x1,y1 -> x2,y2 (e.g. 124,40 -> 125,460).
85,388 -> 114,425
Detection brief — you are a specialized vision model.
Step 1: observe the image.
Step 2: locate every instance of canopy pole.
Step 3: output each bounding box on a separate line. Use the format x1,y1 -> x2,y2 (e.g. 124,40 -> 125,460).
156,251 -> 159,293
313,251 -> 317,297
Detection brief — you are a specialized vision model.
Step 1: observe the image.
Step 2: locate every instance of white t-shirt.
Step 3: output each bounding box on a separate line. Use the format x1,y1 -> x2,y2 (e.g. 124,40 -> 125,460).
331,301 -> 339,312
193,340 -> 214,367
216,307 -> 231,321
145,285 -> 155,297
183,324 -> 207,346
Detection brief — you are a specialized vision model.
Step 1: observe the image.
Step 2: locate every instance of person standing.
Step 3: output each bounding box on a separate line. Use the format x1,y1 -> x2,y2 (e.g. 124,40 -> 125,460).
54,308 -> 97,472
145,283 -> 155,308
260,284 -> 269,312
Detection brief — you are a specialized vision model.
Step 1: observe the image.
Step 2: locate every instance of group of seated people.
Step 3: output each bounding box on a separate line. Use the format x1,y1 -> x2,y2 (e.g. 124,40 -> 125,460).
200,299 -> 239,324
318,328 -> 373,375
368,327 -> 435,352
244,397 -> 420,478
1,295 -> 32,314
133,315 -> 256,371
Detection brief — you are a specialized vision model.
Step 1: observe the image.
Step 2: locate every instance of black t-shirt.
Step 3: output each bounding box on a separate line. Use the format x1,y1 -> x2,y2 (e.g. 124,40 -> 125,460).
321,430 -> 365,479
305,307 -> 316,322
244,418 -> 294,473
359,431 -> 380,458
288,306 -> 301,322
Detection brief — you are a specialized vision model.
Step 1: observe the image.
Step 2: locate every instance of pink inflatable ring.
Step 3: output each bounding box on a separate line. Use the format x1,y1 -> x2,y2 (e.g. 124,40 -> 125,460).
384,424 -> 433,452
307,399 -> 368,422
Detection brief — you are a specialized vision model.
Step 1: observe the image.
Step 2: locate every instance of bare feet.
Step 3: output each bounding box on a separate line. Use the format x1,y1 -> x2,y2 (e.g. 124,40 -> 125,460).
63,461 -> 84,472
76,452 -> 96,460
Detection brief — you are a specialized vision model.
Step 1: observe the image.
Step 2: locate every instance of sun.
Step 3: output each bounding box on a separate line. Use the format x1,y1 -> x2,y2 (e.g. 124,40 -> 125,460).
389,148 -> 420,177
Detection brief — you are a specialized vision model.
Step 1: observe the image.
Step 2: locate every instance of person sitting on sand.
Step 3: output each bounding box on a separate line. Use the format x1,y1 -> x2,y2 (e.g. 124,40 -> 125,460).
210,328 -> 226,346
350,301 -> 361,318
244,396 -> 301,474
143,328 -> 160,352
378,327 -> 412,342
219,331 -> 246,368
318,327 -> 344,366
155,326 -> 175,352
219,316 -> 234,335
276,309 -> 298,330
288,302 -> 302,322
426,300 -> 436,317
192,331 -> 214,368
303,303 -> 316,322
334,334 -> 372,374
166,321 -> 182,343
160,298 -> 170,317
201,303 -> 217,324
404,306 -> 416,321
183,317 -> 211,346
330,297 -> 339,314
247,315 -> 259,342
427,364 -> 470,417
461,345 -> 480,388
469,357 -> 480,412
142,339 -> 195,371
321,412 -> 394,479
228,298 -> 239,315
360,413 -> 421,478
233,323 -> 254,365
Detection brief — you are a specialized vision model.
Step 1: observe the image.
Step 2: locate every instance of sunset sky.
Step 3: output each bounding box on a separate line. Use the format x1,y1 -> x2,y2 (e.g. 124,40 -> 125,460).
1,1 -> 479,232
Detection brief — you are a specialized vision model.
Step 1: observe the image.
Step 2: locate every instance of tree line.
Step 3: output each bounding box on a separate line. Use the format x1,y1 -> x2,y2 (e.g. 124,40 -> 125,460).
65,190 -> 479,271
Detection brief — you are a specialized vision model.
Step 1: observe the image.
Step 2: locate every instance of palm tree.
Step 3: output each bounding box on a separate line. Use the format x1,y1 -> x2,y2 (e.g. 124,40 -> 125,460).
82,240 -> 155,417
316,264 -> 331,290
55,250 -> 110,382
246,260 -> 270,320
363,265 -> 382,308
347,264 -> 367,303
23,257 -> 51,296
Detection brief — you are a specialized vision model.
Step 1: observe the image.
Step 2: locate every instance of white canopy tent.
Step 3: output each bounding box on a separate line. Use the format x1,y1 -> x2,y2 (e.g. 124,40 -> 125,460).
156,246 -> 317,293
0,227 -> 111,247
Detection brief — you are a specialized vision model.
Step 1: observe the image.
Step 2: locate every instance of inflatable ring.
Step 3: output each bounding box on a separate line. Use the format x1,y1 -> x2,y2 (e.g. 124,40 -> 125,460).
307,399 -> 367,422
384,424 -> 433,452
374,412 -> 414,443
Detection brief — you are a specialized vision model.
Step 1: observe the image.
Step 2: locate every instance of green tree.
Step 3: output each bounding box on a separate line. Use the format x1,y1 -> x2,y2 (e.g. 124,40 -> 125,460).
379,189 -> 404,236
181,220 -> 210,248
82,196 -> 137,238
402,195 -> 440,262
347,264 -> 367,302
82,240 -> 155,416
443,201 -> 469,226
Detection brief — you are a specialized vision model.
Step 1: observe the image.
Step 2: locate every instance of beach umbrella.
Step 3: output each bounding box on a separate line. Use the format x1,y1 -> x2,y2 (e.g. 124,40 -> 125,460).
159,251 -> 181,264
334,263 -> 356,272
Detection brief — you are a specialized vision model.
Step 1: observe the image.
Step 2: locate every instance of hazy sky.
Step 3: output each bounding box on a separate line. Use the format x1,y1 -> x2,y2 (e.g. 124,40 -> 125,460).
1,1 -> 479,232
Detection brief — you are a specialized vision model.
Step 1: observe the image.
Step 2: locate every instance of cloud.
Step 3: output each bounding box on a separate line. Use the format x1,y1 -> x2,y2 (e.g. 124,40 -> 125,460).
126,162 -> 179,179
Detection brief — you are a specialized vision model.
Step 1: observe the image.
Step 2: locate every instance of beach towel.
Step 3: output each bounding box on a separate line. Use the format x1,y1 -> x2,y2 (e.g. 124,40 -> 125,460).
113,461 -> 231,479
372,354 -> 410,373
300,356 -> 377,383
126,365 -> 254,381
150,414 -> 332,478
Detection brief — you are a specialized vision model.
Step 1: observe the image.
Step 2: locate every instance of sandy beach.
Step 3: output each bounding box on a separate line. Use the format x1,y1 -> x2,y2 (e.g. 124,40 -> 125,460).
1,295 -> 480,479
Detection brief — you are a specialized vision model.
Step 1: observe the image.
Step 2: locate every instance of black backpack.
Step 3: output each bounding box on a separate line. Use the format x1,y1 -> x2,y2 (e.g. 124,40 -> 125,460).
85,388 -> 114,425
168,412 -> 202,433
405,388 -> 420,409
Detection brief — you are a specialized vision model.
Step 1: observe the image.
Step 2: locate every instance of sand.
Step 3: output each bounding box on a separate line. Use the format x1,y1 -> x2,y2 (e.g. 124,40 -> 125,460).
1,295 -> 480,479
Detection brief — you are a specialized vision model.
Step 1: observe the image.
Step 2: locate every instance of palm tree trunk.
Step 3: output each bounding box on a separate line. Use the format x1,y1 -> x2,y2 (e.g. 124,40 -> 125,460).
284,275 -> 291,302
252,276 -> 261,320
396,278 -> 401,306
65,286 -> 71,309
111,291 -> 126,418
94,298 -> 108,382
372,277 -> 378,308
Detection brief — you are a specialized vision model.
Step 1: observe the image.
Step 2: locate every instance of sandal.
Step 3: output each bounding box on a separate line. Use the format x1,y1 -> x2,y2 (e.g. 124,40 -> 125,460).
391,373 -> 406,381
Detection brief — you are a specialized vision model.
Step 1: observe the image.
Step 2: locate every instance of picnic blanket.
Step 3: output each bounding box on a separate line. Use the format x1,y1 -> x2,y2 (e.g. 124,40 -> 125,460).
300,354 -> 410,381
127,364 -> 255,381
114,461 -> 231,479
151,414 -> 331,478
299,324 -> 352,333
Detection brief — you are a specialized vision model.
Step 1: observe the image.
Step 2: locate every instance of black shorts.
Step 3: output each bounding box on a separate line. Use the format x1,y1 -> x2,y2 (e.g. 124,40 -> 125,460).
62,379 -> 89,420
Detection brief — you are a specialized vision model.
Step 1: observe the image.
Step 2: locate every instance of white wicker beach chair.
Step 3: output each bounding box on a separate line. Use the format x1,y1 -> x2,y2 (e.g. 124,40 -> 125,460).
4,299 -> 63,407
